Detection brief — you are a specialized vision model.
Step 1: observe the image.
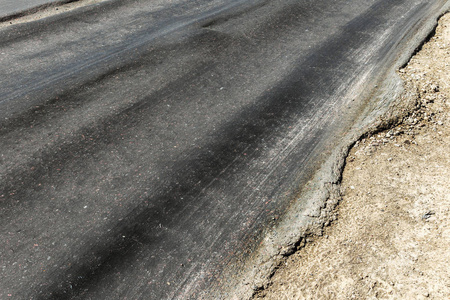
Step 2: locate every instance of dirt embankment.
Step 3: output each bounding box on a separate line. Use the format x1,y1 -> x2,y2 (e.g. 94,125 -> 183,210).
254,12 -> 450,300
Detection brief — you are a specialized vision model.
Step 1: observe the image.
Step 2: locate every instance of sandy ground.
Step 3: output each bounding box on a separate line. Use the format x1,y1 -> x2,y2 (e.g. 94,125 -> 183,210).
253,12 -> 450,300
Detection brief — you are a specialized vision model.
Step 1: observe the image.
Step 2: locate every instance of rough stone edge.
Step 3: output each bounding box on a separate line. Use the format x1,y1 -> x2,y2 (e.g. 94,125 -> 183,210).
233,6 -> 450,300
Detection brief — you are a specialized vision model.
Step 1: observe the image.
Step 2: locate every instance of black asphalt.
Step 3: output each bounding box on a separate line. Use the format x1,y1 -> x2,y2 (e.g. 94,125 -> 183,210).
1,0 -> 448,299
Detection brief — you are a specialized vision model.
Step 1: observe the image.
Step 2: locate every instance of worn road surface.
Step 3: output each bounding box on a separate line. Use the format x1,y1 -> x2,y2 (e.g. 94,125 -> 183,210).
1,0 -> 448,299
0,0 -> 63,20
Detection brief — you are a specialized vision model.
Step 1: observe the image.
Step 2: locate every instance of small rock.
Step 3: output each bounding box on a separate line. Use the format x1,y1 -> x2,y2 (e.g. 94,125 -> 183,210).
422,211 -> 435,220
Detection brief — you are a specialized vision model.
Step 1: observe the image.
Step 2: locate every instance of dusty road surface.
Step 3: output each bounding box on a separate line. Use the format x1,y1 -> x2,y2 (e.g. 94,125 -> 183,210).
0,0 -> 82,21
1,0 -> 449,299
0,0 -> 60,19
255,12 -> 450,300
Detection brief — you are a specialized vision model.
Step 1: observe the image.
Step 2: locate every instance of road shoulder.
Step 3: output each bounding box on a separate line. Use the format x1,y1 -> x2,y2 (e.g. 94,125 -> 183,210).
254,12 -> 450,300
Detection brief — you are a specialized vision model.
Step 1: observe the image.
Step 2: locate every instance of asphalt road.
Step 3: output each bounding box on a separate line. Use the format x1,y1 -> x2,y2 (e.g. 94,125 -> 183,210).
1,0 -> 448,299
0,0 -> 64,20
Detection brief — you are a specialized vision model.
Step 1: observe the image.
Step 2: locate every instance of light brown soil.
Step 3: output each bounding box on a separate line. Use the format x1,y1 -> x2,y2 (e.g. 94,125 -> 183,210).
253,12 -> 450,300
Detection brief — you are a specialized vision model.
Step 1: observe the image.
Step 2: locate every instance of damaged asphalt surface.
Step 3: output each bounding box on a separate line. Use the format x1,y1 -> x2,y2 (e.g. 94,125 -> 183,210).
1,0 -> 448,298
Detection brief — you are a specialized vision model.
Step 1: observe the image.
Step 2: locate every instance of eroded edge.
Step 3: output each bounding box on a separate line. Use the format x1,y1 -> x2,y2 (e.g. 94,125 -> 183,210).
231,6 -> 450,300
